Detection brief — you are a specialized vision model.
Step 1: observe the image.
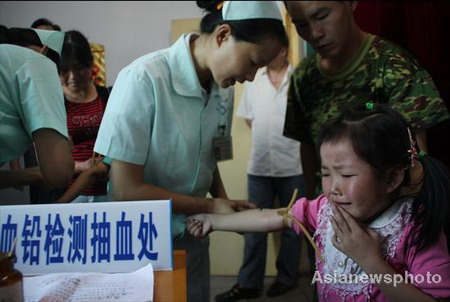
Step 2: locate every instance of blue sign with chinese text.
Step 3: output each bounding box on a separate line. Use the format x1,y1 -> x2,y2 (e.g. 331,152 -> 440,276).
0,200 -> 173,275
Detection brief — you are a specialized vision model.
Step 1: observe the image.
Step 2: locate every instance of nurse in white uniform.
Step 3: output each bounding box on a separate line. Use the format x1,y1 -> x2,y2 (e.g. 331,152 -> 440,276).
0,28 -> 73,189
94,1 -> 288,301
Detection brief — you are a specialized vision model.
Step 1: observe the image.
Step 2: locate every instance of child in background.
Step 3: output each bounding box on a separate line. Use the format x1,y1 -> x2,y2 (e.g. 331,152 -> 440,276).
186,103 -> 450,302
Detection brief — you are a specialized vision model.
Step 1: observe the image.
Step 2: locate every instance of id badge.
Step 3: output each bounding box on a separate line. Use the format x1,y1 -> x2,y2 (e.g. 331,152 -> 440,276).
213,136 -> 233,161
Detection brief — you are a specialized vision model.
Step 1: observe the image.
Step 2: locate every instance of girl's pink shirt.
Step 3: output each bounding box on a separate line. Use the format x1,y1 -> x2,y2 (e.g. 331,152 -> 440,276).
290,195 -> 450,301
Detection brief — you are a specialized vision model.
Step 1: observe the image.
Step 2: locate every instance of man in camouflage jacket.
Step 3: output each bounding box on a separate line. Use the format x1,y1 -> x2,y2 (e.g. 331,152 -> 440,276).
283,1 -> 450,198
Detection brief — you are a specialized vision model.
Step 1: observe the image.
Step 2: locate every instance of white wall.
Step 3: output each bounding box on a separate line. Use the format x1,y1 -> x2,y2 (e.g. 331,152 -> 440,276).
0,1 -> 204,86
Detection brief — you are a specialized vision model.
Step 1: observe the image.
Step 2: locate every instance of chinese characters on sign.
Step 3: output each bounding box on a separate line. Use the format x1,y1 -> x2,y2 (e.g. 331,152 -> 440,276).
0,200 -> 173,275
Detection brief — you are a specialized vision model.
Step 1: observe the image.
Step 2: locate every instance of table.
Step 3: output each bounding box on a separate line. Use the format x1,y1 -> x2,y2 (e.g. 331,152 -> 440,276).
154,250 -> 187,302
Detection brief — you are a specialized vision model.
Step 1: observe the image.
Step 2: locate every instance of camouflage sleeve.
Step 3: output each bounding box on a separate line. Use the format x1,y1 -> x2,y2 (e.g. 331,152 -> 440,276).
383,53 -> 450,130
283,60 -> 315,144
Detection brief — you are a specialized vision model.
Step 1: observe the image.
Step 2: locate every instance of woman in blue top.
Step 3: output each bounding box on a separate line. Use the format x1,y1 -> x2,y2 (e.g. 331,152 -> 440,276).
94,1 -> 289,301
0,27 -> 73,190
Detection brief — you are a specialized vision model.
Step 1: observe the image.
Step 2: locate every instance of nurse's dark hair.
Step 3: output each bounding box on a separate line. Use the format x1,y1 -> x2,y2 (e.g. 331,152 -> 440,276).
196,1 -> 288,45
60,30 -> 93,71
0,25 -> 60,68
317,104 -> 450,252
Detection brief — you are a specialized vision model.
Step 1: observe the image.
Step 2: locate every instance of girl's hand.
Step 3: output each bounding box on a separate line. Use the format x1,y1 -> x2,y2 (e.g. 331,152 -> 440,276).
330,204 -> 383,270
74,158 -> 96,173
185,214 -> 213,237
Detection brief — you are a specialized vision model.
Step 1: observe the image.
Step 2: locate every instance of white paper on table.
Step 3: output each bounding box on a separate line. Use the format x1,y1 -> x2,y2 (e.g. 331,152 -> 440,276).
23,262 -> 154,302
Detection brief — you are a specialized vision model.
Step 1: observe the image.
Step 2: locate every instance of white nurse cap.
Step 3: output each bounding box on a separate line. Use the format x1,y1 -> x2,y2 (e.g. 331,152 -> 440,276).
32,29 -> 65,56
222,1 -> 283,21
